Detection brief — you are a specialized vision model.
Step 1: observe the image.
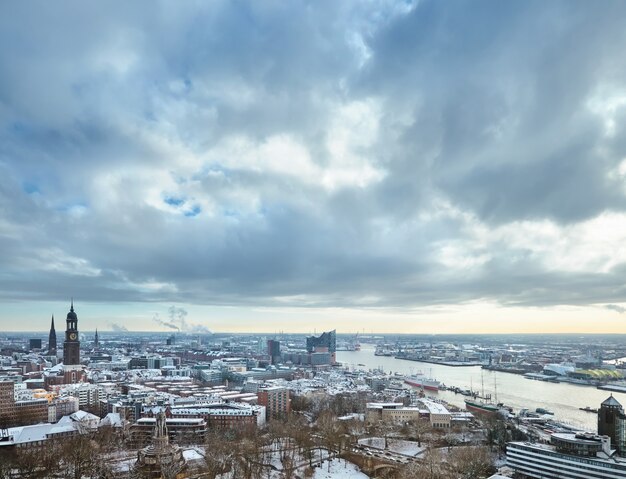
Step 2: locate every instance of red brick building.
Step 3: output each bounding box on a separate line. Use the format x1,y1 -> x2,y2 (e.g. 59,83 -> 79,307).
257,386 -> 290,420
0,381 -> 48,427
168,403 -> 260,429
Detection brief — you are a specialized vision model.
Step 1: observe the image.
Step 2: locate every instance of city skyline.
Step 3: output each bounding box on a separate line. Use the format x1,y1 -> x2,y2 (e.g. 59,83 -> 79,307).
3,1 -> 626,334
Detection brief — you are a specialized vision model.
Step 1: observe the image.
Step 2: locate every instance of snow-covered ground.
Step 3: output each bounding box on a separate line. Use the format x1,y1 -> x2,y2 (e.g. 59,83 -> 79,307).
183,447 -> 205,461
312,458 -> 370,478
216,445 -> 370,479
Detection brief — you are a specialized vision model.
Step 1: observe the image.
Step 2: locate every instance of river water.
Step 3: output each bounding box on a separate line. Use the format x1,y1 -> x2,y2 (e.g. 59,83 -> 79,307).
337,345 -> 625,431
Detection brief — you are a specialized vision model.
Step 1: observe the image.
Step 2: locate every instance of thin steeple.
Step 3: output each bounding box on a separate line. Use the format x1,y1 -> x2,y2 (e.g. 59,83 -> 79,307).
48,313 -> 57,355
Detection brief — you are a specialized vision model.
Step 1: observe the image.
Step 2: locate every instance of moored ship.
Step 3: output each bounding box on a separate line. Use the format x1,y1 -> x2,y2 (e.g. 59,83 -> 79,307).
464,398 -> 500,414
404,375 -> 440,391
375,345 -> 395,356
536,407 -> 554,415
464,398 -> 511,415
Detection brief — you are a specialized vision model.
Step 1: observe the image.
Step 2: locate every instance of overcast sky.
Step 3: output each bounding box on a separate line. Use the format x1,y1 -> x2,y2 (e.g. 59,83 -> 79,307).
2,0 -> 626,334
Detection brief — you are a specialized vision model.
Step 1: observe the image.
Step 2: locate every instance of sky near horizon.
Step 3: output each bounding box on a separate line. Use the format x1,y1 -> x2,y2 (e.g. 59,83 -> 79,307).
2,1 -> 626,334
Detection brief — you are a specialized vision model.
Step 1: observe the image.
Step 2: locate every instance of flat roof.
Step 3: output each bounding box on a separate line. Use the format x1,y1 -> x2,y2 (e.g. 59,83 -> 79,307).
552,432 -> 605,445
508,442 -> 626,465
258,386 -> 287,391
136,418 -> 205,424
421,399 -> 450,415
366,402 -> 404,409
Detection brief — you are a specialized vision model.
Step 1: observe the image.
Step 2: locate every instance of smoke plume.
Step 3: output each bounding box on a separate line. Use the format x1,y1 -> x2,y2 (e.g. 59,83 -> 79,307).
152,306 -> 211,334
152,312 -> 180,331
108,322 -> 128,332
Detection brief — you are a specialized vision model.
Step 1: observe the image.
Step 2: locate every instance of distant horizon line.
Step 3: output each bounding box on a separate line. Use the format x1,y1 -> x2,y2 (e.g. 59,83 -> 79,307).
2,330 -> 626,336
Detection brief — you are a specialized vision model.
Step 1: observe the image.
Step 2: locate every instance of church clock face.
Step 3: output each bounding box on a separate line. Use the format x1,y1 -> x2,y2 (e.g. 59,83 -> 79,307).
69,333 -> 77,340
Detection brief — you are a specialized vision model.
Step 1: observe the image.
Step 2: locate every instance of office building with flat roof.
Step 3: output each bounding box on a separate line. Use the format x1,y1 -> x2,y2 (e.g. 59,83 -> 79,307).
257,385 -> 290,420
507,433 -> 626,479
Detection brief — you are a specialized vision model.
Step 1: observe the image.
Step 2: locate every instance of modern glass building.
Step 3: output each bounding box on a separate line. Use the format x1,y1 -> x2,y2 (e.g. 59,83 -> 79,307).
599,395 -> 626,455
507,433 -> 626,479
306,330 -> 336,363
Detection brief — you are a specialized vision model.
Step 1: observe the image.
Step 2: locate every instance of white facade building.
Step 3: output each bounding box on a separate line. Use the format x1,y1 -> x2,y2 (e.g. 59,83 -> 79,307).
365,402 -> 422,423
420,399 -> 451,428
57,383 -> 106,408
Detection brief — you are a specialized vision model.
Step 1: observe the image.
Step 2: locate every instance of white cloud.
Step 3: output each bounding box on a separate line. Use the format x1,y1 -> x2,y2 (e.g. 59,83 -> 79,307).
33,249 -> 102,277
2,0 -> 626,324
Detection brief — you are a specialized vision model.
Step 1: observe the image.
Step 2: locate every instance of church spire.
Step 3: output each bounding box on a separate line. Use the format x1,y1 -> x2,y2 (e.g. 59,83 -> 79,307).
70,297 -> 74,312
48,314 -> 57,356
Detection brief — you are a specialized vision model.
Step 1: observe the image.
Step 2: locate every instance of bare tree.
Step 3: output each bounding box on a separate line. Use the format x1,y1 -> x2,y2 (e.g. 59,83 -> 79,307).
444,432 -> 460,451
290,394 -> 312,413
485,416 -> 510,452
159,459 -> 183,479
286,414 -> 315,468
407,418 -> 431,447
317,410 -> 341,454
203,429 -> 234,478
10,447 -> 47,479
8,441 -> 63,479
59,433 -> 100,479
448,446 -> 495,479
399,447 -> 451,479
371,418 -> 396,449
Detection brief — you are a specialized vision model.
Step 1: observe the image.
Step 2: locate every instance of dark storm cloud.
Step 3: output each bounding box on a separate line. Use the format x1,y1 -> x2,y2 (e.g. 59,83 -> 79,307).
2,0 -> 626,315
362,0 -> 626,224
